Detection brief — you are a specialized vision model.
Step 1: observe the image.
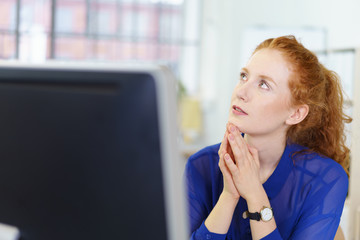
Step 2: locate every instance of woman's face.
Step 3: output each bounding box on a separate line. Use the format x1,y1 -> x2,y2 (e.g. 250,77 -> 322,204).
228,48 -> 295,137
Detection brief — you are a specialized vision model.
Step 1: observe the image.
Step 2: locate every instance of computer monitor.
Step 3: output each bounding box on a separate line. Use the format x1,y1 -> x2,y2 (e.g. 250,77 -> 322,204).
0,63 -> 187,240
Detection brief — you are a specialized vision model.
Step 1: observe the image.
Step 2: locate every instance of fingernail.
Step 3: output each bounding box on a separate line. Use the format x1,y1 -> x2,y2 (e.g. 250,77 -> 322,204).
225,154 -> 230,160
230,125 -> 236,132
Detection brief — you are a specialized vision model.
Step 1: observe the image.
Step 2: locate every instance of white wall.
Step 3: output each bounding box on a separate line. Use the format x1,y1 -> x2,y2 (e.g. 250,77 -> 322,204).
350,49 -> 360,240
199,0 -> 242,145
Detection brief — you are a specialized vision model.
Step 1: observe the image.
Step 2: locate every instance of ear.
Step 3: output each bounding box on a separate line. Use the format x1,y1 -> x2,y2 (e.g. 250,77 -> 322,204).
286,104 -> 309,126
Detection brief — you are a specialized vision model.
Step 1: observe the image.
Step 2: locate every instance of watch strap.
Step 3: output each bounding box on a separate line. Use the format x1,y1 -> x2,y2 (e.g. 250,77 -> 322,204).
242,210 -> 261,221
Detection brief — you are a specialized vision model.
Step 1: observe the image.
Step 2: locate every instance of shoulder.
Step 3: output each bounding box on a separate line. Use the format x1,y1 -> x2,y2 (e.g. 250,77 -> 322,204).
289,147 -> 349,220
293,147 -> 347,180
185,143 -> 221,177
188,143 -> 220,161
291,145 -> 348,195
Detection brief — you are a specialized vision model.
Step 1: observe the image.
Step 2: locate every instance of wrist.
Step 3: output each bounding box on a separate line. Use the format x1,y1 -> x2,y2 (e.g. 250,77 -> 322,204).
220,191 -> 240,204
204,191 -> 239,234
244,186 -> 266,204
245,187 -> 270,213
243,206 -> 273,222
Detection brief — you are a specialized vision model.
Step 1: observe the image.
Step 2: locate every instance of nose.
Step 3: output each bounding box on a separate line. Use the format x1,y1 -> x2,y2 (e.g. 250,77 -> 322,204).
236,81 -> 250,102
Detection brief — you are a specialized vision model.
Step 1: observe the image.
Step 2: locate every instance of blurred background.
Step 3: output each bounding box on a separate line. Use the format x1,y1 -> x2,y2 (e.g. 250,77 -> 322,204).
0,0 -> 360,239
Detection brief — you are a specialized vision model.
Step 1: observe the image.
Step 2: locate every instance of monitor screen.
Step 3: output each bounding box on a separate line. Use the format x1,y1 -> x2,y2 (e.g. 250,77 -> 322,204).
0,63 -> 187,240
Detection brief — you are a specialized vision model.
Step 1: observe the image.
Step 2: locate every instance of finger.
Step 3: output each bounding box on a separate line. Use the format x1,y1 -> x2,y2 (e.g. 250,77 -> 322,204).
227,131 -> 246,166
229,124 -> 247,153
224,132 -> 235,160
218,132 -> 230,169
218,131 -> 228,156
219,152 -> 234,180
228,123 -> 252,161
224,153 -> 240,178
223,131 -> 229,153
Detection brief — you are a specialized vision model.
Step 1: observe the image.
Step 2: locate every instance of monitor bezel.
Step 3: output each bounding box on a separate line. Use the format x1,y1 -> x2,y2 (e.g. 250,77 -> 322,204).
0,62 -> 188,240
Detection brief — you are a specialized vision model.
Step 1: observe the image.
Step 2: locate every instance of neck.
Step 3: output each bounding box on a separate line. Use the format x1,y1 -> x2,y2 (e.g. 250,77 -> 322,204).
244,130 -> 287,181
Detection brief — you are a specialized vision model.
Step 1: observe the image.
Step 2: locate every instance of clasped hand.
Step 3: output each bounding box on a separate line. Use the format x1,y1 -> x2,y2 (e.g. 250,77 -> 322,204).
218,123 -> 262,202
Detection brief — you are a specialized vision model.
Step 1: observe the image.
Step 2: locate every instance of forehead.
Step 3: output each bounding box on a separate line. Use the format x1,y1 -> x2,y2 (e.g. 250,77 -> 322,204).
246,48 -> 293,86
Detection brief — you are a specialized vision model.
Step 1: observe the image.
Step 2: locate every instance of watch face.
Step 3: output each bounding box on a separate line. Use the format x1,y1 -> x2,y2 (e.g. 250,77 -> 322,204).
260,207 -> 273,222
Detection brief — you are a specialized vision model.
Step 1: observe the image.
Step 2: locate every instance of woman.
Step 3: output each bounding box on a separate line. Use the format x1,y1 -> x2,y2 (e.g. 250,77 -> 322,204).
186,35 -> 351,239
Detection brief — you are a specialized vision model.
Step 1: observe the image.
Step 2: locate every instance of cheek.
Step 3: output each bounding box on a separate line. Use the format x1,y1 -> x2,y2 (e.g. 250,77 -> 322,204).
260,96 -> 292,119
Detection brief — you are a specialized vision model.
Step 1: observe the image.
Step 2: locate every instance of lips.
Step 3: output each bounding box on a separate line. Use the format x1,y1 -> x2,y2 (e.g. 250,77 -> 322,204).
232,105 -> 248,115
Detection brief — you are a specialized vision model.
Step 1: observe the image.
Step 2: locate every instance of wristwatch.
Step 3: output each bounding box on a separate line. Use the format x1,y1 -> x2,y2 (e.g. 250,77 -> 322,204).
242,206 -> 273,222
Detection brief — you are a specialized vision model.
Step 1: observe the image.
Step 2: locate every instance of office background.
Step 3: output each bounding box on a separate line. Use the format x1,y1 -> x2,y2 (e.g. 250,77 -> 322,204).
1,0 -> 360,239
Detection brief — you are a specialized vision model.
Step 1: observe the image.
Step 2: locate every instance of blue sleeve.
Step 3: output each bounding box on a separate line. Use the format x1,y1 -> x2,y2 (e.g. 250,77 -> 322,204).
260,228 -> 282,240
287,168 -> 348,240
186,152 -> 226,240
190,222 -> 227,240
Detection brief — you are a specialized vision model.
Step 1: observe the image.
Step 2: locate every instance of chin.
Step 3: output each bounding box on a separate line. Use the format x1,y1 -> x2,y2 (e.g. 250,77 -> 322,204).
227,117 -> 246,133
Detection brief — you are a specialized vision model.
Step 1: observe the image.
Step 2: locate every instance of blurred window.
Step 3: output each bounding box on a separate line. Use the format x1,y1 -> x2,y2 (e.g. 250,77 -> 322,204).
0,0 -> 17,59
0,0 -> 200,89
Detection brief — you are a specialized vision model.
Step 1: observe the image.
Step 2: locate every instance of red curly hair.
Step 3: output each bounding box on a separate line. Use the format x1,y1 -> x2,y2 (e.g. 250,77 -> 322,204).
253,35 -> 352,175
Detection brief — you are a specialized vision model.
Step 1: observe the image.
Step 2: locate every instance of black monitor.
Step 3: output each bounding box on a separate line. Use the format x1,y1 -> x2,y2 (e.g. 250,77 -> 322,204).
0,63 -> 187,240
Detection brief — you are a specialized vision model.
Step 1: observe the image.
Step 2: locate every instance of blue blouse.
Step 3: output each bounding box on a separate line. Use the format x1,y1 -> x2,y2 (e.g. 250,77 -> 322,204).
185,142 -> 348,240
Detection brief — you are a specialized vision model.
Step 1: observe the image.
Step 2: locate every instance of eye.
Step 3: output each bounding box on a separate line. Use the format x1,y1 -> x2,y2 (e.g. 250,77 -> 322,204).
240,72 -> 248,82
259,80 -> 270,90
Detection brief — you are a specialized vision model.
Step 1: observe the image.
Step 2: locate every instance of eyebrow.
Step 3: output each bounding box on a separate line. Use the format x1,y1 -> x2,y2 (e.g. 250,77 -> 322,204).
241,67 -> 278,86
